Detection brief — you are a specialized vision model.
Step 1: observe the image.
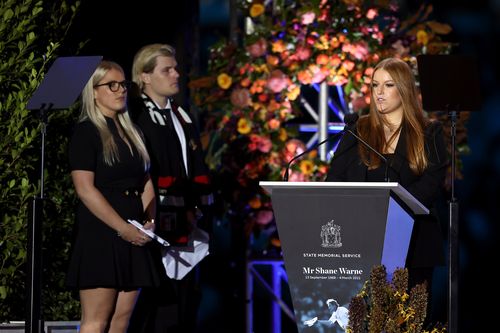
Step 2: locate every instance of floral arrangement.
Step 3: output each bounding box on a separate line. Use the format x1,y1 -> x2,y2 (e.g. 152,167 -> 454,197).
190,0 -> 455,253
347,265 -> 446,333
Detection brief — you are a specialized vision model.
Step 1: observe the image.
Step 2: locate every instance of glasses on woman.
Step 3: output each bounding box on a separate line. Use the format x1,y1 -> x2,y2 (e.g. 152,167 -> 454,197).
94,80 -> 131,92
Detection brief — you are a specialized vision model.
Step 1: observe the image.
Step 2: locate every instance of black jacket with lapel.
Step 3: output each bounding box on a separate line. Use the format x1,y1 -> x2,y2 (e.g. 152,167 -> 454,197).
326,120 -> 448,267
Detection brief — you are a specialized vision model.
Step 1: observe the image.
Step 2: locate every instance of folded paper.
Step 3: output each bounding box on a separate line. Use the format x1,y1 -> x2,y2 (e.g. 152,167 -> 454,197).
162,227 -> 209,280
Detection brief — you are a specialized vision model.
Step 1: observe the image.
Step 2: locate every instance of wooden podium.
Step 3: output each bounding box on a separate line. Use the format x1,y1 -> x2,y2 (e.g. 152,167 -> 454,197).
260,181 -> 428,332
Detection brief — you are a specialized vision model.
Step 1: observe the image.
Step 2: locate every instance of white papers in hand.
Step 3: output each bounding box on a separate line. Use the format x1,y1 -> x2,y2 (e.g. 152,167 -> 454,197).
127,219 -> 170,246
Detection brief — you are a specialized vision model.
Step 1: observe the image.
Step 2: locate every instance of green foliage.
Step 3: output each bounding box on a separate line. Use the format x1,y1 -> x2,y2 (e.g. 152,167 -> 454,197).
0,0 -> 81,321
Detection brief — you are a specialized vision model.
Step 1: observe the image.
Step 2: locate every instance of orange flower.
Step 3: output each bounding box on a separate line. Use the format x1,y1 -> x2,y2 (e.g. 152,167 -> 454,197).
272,40 -> 286,53
299,160 -> 314,175
288,62 -> 299,71
237,118 -> 252,134
329,55 -> 341,67
266,55 -> 279,66
315,35 -> 330,50
268,99 -> 280,112
287,85 -> 301,101
250,79 -> 265,94
249,3 -> 265,18
270,237 -> 281,248
297,70 -> 312,85
279,128 -> 288,141
267,118 -> 280,130
318,165 -> 328,174
330,37 -> 340,48
308,150 -> 318,159
258,94 -> 268,102
241,77 -> 251,87
249,196 -> 262,209
416,30 -> 429,46
217,73 -> 232,89
316,54 -> 329,65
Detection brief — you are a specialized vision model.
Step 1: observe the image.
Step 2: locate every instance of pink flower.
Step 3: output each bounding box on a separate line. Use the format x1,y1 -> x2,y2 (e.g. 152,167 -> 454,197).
288,171 -> 306,182
230,88 -> 251,107
256,210 -> 274,226
342,60 -> 355,72
247,38 -> 267,58
342,42 -> 369,60
301,11 -> 316,25
295,45 -> 312,61
267,118 -> 281,130
267,70 -> 289,93
366,8 -> 378,20
311,66 -> 327,84
283,139 -> 306,161
257,136 -> 272,153
248,134 -> 272,153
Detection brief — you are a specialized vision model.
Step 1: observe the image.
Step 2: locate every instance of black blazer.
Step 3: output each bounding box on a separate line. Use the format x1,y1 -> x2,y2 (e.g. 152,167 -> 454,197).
326,120 -> 448,267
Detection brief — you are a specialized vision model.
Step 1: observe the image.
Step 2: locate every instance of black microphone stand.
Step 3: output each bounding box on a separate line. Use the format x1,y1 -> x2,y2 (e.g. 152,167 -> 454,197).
416,54 -> 481,333
26,103 -> 52,333
25,56 -> 103,333
283,114 -> 362,181
344,129 -> 390,182
448,109 -> 459,333
283,132 -> 344,181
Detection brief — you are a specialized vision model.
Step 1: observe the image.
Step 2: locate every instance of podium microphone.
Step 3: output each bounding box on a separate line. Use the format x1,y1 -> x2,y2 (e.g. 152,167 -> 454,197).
283,114 -> 359,181
343,125 -> 390,182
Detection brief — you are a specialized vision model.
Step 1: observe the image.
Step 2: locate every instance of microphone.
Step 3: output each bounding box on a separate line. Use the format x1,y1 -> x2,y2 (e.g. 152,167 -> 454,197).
283,114 -> 359,181
342,126 -> 390,182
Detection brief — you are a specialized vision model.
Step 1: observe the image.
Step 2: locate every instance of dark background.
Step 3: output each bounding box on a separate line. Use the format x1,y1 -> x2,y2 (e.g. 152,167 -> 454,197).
64,0 -> 500,331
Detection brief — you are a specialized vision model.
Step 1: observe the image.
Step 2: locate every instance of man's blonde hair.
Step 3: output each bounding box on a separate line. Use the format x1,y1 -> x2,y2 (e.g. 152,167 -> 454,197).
132,44 -> 176,90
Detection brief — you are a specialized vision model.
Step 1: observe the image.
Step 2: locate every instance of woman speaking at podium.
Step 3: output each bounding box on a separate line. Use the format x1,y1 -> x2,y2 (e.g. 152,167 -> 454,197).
326,57 -> 448,309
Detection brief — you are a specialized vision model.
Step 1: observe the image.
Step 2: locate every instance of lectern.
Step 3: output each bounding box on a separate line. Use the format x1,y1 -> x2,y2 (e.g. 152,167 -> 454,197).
260,181 -> 428,332
26,56 -> 102,333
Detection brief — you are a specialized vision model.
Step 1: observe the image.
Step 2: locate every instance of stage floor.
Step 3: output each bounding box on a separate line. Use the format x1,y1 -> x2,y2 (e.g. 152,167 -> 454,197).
0,321 -> 79,332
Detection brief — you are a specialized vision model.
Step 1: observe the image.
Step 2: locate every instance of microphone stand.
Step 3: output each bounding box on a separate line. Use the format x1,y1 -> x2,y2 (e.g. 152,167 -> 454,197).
448,109 -> 459,333
24,55 -> 103,333
283,131 -> 345,181
283,114 -> 362,181
344,129 -> 390,182
27,102 -> 52,333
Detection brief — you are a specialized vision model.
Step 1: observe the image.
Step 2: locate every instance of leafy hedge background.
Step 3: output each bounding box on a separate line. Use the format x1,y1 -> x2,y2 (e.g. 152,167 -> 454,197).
0,0 -> 81,321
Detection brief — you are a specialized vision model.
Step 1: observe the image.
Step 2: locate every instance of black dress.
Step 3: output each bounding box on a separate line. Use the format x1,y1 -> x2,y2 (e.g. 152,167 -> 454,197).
66,117 -> 160,290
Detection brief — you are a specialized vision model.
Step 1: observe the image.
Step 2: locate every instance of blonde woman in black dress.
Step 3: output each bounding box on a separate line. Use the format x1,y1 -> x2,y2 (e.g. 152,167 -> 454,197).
67,61 -> 160,333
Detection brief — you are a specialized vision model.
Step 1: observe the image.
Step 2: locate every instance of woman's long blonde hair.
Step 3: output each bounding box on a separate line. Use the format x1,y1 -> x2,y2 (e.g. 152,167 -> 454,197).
358,57 -> 428,174
79,60 -> 150,168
